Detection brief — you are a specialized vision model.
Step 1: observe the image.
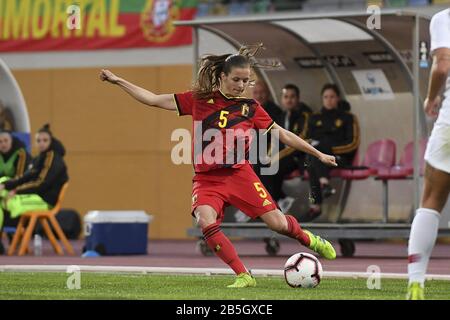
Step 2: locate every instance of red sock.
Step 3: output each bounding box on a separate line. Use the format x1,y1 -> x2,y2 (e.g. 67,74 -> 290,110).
202,222 -> 247,275
283,215 -> 311,247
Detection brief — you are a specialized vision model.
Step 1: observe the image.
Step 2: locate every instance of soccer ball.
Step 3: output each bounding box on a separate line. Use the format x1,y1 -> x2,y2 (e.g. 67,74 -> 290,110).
284,252 -> 323,288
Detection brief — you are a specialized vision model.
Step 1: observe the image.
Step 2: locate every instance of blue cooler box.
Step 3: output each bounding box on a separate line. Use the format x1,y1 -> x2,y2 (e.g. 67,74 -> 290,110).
84,211 -> 152,255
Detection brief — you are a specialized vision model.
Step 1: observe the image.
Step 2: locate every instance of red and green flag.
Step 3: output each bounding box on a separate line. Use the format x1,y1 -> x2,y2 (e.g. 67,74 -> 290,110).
0,0 -> 197,52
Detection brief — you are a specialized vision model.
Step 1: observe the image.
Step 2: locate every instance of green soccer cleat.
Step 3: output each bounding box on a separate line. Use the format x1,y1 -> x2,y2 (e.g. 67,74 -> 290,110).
406,282 -> 424,300
304,230 -> 336,260
227,273 -> 256,288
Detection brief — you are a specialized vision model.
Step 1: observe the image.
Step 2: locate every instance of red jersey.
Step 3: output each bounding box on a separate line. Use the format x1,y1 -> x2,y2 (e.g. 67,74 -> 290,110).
174,90 -> 275,173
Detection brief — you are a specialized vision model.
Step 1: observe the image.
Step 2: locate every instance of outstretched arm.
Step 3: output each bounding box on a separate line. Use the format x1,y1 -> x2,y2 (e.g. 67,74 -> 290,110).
424,48 -> 450,117
272,123 -> 337,167
99,69 -> 176,111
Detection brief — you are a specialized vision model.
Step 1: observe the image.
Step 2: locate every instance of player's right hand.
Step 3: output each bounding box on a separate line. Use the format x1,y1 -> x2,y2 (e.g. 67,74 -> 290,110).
319,153 -> 337,167
100,69 -> 120,84
424,96 -> 441,117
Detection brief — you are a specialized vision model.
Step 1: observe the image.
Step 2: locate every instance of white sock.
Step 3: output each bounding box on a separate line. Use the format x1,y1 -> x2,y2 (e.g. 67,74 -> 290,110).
407,208 -> 440,285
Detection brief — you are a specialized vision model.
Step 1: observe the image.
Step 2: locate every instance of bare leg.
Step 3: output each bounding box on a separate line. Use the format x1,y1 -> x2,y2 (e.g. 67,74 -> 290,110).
408,164 -> 450,290
421,164 -> 450,212
260,209 -> 310,247
194,205 -> 218,229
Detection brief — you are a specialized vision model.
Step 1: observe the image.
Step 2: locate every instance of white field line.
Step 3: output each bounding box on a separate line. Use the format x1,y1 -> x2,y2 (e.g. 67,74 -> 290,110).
0,265 -> 450,281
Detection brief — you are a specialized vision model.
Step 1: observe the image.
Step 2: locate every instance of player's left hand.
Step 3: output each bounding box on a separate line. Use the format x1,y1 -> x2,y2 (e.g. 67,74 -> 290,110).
100,69 -> 120,84
319,153 -> 337,167
424,96 -> 441,117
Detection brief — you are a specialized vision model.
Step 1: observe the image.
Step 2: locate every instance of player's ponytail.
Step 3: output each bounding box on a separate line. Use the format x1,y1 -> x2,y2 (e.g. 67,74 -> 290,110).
193,53 -> 233,99
193,43 -> 275,99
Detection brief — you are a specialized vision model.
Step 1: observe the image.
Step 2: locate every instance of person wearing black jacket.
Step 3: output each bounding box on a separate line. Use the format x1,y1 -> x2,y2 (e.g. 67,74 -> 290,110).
251,80 -> 283,180
306,84 -> 360,220
252,80 -> 283,122
0,131 -> 32,249
0,131 -> 31,179
0,124 -> 69,232
259,84 -> 311,207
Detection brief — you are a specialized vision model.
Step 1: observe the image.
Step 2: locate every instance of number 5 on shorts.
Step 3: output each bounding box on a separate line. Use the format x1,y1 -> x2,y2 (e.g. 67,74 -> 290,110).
253,182 -> 267,199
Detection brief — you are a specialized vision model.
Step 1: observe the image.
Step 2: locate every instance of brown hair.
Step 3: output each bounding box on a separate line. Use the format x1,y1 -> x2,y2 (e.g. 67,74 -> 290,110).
321,83 -> 341,97
193,43 -> 271,99
283,83 -> 300,98
38,123 -> 53,137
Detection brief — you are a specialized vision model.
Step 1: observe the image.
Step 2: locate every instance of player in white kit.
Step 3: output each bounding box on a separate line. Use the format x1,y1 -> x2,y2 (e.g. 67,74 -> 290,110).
407,8 -> 450,300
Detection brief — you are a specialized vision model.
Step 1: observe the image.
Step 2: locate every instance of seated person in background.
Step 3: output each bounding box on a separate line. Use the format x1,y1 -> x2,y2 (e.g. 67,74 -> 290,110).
285,84 -> 312,115
251,79 -> 283,178
306,84 -> 360,220
252,80 -> 283,122
0,131 -> 31,253
259,84 -> 311,212
0,124 -> 69,235
0,131 -> 31,179
0,101 -> 16,131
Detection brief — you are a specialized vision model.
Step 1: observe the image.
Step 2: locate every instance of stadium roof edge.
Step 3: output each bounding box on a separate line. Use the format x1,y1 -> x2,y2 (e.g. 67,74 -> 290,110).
174,6 -> 447,26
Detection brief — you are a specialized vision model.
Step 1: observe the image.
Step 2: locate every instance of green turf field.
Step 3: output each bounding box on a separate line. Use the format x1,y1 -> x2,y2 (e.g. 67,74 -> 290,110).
0,272 -> 448,300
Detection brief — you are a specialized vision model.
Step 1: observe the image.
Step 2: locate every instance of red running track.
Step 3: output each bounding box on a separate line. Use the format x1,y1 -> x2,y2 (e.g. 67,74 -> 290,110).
0,239 -> 449,275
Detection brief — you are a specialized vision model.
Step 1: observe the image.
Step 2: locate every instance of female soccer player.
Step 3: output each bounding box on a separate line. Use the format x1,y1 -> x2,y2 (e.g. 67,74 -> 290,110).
0,124 -> 69,233
100,45 -> 338,288
407,8 -> 450,300
0,131 -> 30,179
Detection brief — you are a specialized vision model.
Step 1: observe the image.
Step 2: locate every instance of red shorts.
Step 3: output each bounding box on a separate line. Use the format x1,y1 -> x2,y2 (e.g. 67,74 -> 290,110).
191,163 -> 278,223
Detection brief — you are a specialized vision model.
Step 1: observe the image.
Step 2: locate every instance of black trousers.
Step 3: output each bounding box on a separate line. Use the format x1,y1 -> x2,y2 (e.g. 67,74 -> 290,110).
1,210 -> 19,231
306,142 -> 354,205
255,153 -> 306,202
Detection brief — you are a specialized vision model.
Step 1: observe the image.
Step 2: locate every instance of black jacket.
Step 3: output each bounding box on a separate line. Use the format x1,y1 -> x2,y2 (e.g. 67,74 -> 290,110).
298,102 -> 313,114
262,100 -> 283,124
0,137 -> 31,178
274,109 -> 311,162
279,109 -> 310,148
4,138 -> 69,206
307,107 -> 360,157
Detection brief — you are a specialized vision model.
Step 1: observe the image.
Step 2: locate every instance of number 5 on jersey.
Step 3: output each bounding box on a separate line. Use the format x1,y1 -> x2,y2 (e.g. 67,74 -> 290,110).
218,110 -> 229,128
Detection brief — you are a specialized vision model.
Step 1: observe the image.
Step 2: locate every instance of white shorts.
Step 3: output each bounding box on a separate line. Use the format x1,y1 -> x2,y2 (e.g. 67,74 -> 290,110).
424,123 -> 450,174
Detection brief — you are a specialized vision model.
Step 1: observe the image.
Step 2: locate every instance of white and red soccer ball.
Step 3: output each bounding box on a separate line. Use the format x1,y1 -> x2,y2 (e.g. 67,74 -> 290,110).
284,252 -> 323,288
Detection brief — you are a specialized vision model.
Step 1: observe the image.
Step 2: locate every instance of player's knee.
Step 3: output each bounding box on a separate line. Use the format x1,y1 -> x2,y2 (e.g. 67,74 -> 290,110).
421,188 -> 449,212
197,217 -> 215,229
267,216 -> 288,233
195,210 -> 217,229
421,196 -> 447,213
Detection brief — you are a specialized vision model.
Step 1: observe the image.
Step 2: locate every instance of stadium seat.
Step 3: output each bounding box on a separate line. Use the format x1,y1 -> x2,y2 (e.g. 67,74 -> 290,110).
377,139 -> 427,179
336,139 -> 396,221
375,139 -> 428,222
297,151 -> 360,181
284,169 -> 302,180
408,0 -> 428,6
7,183 -> 75,256
361,138 -> 397,171
339,139 -> 396,180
